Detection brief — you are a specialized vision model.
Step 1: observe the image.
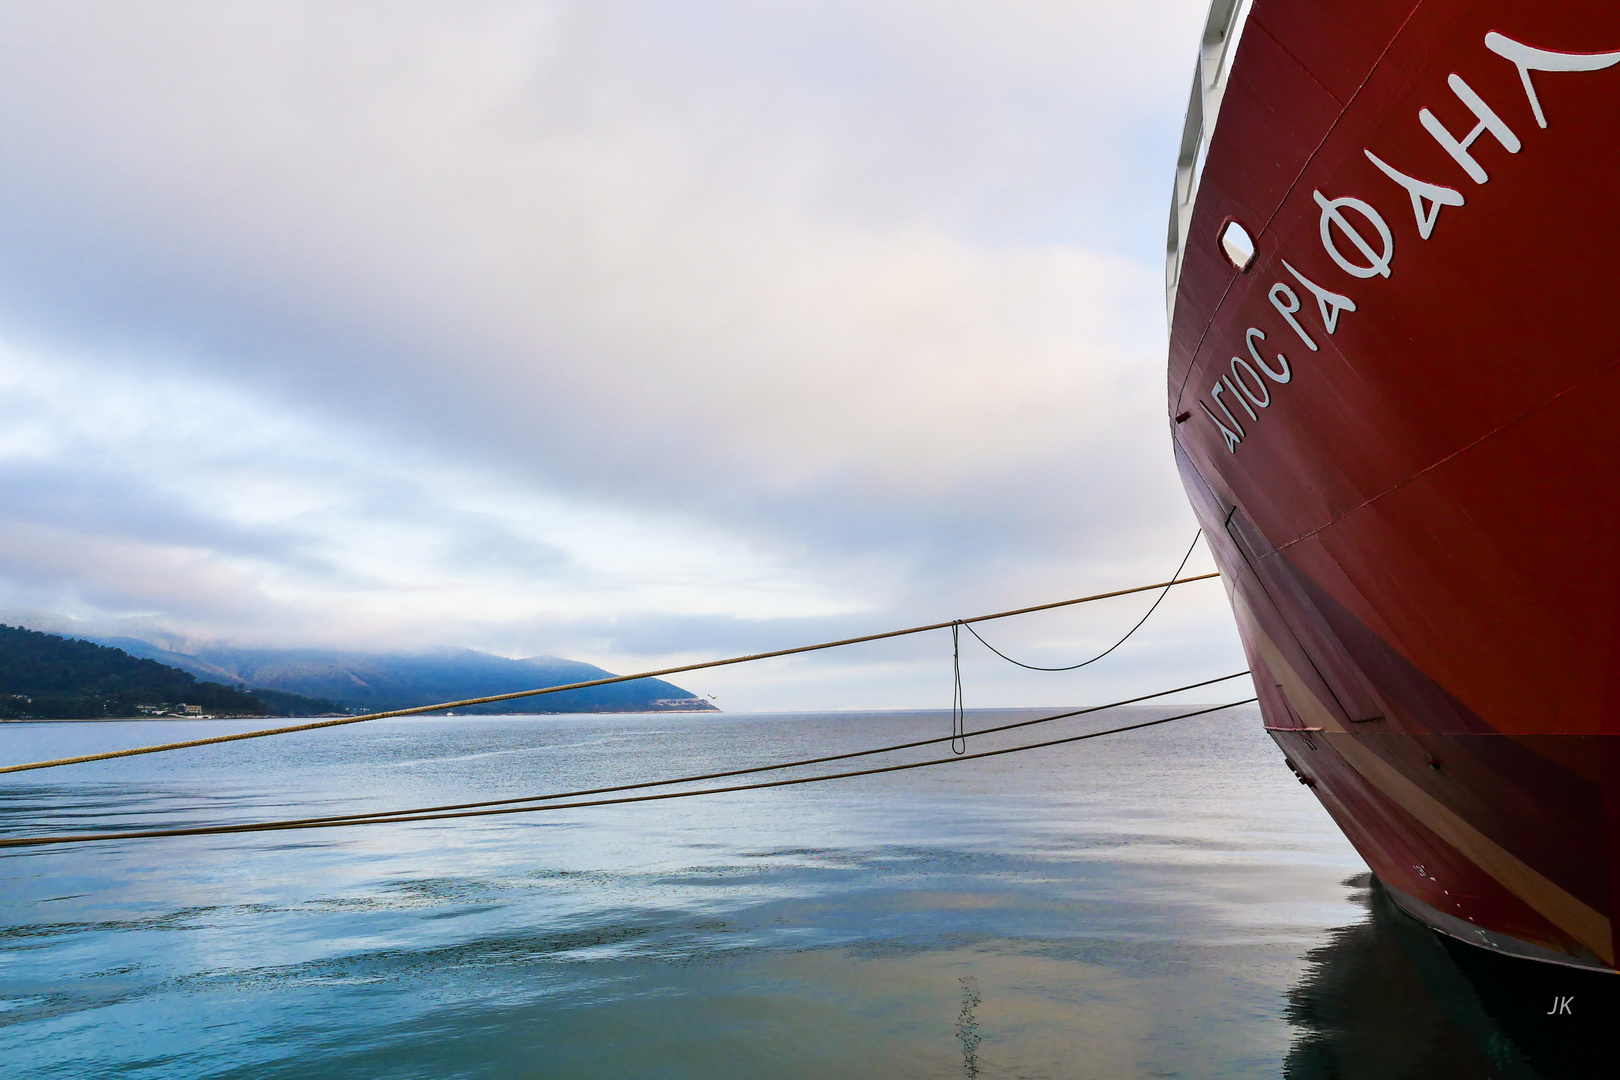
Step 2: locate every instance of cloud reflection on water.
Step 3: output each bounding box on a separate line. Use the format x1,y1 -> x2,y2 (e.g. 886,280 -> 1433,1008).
5,710 -> 1599,1078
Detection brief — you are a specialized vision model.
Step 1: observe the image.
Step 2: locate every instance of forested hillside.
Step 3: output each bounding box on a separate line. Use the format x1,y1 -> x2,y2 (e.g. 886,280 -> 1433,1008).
0,625 -> 343,719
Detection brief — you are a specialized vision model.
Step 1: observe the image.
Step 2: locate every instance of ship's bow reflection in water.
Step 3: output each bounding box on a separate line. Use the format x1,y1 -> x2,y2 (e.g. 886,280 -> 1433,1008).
1285,874 -> 1612,1080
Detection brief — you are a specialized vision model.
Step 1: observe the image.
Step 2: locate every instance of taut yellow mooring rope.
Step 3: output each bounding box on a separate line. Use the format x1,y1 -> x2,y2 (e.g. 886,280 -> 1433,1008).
0,696 -> 1257,847
0,571 -> 1220,776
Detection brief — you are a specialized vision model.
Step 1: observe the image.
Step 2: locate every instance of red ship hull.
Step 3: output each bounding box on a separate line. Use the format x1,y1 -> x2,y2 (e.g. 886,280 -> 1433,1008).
1168,0 -> 1620,972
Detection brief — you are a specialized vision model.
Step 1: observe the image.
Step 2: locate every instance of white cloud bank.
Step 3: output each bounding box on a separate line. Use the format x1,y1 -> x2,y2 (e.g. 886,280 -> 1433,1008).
0,0 -> 1245,707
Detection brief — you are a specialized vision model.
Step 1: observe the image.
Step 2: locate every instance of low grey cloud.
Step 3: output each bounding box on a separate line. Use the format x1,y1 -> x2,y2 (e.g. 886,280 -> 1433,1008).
0,0 -> 1244,707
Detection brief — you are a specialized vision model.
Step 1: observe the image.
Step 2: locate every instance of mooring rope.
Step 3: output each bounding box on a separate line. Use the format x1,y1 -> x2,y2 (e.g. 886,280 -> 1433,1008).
64,671 -> 1250,831
950,621 -> 967,754
964,531 -> 1204,671
0,696 -> 1257,848
0,571 -> 1221,776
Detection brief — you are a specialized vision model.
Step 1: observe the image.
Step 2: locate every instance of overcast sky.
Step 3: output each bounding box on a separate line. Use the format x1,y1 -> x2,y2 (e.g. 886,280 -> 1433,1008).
0,0 -> 1246,709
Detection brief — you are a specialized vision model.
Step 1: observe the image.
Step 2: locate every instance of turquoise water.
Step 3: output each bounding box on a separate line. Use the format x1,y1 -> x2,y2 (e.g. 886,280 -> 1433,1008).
0,708 -> 1574,1077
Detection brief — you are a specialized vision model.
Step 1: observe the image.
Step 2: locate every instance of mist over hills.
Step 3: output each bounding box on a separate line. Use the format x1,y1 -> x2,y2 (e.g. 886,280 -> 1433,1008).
98,639 -> 718,715
0,624 -> 339,719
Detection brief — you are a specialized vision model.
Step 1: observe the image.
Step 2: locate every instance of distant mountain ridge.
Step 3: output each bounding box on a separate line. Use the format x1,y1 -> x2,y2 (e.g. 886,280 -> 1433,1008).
0,624 -> 340,719
97,639 -> 718,714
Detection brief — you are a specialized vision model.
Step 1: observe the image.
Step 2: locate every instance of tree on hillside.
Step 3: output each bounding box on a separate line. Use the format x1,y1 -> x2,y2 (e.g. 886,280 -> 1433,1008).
0,624 -> 271,719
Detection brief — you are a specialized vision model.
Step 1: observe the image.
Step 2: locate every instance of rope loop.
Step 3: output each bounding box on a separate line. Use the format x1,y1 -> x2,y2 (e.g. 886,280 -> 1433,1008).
0,689 -> 1255,848
966,531 -> 1203,672
0,565 -> 1221,777
951,621 -> 967,754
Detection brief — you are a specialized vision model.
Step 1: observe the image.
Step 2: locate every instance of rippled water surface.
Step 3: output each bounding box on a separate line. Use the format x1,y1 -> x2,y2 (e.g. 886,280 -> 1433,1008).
0,708 -> 1588,1078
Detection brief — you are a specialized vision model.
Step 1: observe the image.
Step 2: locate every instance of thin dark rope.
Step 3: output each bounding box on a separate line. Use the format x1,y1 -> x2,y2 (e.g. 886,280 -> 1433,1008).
12,672 -> 1248,835
0,570 -> 1220,777
951,622 -> 967,754
0,697 -> 1258,848
964,531 -> 1204,672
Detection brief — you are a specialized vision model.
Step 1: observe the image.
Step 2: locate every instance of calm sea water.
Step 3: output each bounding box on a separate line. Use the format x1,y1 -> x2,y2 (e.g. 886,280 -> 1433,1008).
0,707 -> 1584,1078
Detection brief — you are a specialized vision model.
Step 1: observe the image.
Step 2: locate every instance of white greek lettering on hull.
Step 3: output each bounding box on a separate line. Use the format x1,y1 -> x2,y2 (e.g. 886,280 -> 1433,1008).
1220,375 -> 1259,421
1282,261 -> 1356,334
1314,192 -> 1394,279
1189,29 -> 1620,456
1486,32 -> 1620,129
1419,74 -> 1520,184
1245,328 -> 1292,384
1364,150 -> 1464,239
1200,401 -> 1243,453
1229,357 -> 1272,408
1267,284 -> 1318,351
